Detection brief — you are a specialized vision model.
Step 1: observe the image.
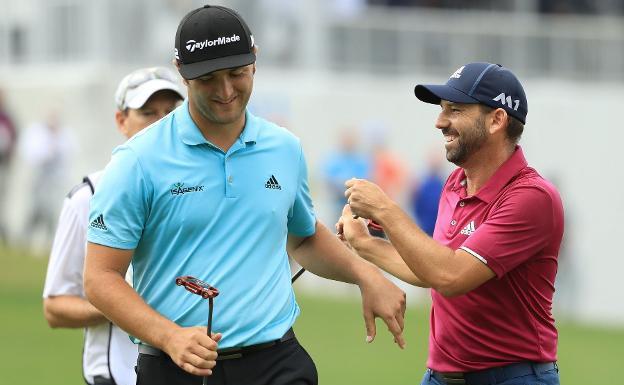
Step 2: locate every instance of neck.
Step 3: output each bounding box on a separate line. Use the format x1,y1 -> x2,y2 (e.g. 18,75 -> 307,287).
188,103 -> 246,152
462,143 -> 515,196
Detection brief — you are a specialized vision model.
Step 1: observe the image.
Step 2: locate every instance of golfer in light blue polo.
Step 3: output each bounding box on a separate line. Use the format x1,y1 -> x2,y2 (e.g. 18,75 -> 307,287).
84,4 -> 407,385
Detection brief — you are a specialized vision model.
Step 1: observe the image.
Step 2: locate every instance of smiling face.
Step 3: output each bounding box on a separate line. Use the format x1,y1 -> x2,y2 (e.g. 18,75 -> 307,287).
436,101 -> 489,166
184,64 -> 255,131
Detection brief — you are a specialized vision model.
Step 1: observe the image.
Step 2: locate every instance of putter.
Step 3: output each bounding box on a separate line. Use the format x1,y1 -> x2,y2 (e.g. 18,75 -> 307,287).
291,267 -> 306,283
175,276 -> 219,385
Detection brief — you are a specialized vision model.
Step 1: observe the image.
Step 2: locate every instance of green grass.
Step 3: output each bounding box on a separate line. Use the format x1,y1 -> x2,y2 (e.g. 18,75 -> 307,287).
0,247 -> 84,384
1,246 -> 623,384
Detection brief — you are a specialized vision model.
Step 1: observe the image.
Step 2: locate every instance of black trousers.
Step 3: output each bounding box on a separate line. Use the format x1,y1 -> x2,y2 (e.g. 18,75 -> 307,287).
136,337 -> 317,385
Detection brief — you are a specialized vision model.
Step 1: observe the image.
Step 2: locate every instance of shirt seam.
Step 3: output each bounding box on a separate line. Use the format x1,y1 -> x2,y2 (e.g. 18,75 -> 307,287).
124,145 -> 153,220
88,233 -> 138,249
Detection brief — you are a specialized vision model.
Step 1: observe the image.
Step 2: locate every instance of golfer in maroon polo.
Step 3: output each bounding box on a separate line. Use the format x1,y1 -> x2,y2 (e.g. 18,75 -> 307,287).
338,62 -> 563,385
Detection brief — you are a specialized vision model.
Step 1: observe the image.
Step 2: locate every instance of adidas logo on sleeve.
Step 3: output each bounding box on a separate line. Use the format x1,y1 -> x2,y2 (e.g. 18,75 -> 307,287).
265,175 -> 282,190
90,214 -> 108,231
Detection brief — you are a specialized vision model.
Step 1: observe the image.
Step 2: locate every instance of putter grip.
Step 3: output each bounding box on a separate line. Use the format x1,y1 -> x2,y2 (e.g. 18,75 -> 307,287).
203,298 -> 214,385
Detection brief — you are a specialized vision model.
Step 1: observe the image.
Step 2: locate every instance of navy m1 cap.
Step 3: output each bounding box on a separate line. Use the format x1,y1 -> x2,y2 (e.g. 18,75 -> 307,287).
414,62 -> 528,124
175,5 -> 256,80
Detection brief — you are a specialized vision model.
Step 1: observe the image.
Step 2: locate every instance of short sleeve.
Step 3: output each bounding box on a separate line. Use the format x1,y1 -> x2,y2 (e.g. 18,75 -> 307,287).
87,146 -> 151,249
287,145 -> 316,237
460,185 -> 555,278
43,198 -> 88,298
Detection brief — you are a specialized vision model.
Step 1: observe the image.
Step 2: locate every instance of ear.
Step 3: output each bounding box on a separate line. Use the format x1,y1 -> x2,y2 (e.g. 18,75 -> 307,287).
115,110 -> 129,137
488,108 -> 508,136
173,59 -> 189,86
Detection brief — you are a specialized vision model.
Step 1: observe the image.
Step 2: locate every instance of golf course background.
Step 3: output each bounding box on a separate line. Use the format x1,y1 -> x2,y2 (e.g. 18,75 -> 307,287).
1,246 -> 621,384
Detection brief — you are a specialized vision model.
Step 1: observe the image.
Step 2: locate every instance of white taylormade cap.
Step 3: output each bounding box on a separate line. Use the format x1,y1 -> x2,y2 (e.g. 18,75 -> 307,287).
115,67 -> 185,110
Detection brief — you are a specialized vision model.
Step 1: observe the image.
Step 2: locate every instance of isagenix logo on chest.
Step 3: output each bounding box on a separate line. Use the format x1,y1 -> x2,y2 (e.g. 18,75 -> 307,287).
170,182 -> 205,196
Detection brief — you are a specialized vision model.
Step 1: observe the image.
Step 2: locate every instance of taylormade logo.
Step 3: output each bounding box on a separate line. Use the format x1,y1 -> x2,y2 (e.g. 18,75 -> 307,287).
186,34 -> 241,52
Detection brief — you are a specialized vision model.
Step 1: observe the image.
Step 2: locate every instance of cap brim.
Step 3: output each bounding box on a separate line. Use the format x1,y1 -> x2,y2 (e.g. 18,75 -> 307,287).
414,84 -> 479,105
179,52 -> 256,80
125,79 -> 185,110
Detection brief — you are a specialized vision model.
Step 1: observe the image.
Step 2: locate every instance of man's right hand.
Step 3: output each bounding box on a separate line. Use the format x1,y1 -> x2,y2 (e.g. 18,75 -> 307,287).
337,204 -> 372,247
163,327 -> 222,376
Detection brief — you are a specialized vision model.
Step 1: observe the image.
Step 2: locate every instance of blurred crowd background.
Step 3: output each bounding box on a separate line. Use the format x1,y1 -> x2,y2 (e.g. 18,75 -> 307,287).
0,0 -> 622,327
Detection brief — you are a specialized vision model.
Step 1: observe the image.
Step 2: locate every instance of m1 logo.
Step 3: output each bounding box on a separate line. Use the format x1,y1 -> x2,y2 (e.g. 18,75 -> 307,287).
492,93 -> 520,111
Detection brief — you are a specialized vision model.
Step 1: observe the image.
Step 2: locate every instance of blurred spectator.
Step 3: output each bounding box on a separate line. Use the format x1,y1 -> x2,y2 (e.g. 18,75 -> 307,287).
19,110 -> 75,248
363,121 -> 407,200
322,128 -> 371,217
0,89 -> 18,244
410,149 -> 445,236
371,139 -> 407,201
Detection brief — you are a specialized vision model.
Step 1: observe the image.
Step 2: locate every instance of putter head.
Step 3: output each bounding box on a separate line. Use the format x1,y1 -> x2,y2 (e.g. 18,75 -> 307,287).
175,275 -> 220,299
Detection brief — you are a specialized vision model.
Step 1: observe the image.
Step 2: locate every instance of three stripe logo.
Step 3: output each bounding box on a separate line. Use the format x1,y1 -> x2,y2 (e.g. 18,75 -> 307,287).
265,175 -> 282,190
460,220 -> 476,236
90,214 -> 108,231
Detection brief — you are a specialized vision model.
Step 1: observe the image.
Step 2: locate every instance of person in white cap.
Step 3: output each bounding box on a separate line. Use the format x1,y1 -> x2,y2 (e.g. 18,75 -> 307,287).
43,67 -> 184,385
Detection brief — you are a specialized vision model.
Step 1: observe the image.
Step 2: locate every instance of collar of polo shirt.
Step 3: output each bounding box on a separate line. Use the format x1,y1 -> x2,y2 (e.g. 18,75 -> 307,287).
451,146 -> 528,203
175,100 -> 259,147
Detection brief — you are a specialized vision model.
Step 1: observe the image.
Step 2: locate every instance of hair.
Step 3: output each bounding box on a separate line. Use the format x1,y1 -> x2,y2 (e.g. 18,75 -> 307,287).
479,105 -> 524,144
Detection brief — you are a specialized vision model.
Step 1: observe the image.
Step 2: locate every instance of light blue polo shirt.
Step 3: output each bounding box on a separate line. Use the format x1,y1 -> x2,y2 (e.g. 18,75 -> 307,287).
87,101 -> 316,348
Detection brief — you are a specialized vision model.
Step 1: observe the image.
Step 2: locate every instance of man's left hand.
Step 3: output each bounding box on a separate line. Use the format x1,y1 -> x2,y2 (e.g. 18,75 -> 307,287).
358,272 -> 406,349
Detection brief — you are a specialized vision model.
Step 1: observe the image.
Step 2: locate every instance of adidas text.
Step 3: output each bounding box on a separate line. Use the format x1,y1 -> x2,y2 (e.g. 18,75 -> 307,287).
265,175 -> 282,190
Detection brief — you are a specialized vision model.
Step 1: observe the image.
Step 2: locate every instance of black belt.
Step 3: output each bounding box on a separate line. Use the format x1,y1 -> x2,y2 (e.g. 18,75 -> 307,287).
92,376 -> 116,385
430,362 -> 557,385
138,328 -> 296,361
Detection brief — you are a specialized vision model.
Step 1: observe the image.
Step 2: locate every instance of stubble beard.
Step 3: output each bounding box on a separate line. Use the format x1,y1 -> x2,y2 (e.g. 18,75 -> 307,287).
445,115 -> 488,166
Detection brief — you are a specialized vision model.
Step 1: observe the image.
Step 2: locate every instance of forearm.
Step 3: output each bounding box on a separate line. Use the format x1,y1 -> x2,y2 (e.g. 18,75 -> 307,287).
350,236 -> 429,287
289,222 -> 381,286
84,270 -> 180,350
292,220 -> 406,348
376,203 -> 457,289
43,295 -> 108,328
84,242 -> 182,350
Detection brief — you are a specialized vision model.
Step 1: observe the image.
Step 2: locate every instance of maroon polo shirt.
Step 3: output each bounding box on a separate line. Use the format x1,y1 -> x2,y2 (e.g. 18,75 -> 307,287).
429,146 -> 564,372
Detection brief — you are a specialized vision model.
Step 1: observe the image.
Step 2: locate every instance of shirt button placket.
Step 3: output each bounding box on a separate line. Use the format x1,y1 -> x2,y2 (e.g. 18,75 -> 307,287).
225,156 -> 234,198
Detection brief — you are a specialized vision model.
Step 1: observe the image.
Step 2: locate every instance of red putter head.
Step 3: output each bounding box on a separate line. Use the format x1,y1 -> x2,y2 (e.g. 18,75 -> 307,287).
175,276 -> 220,299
